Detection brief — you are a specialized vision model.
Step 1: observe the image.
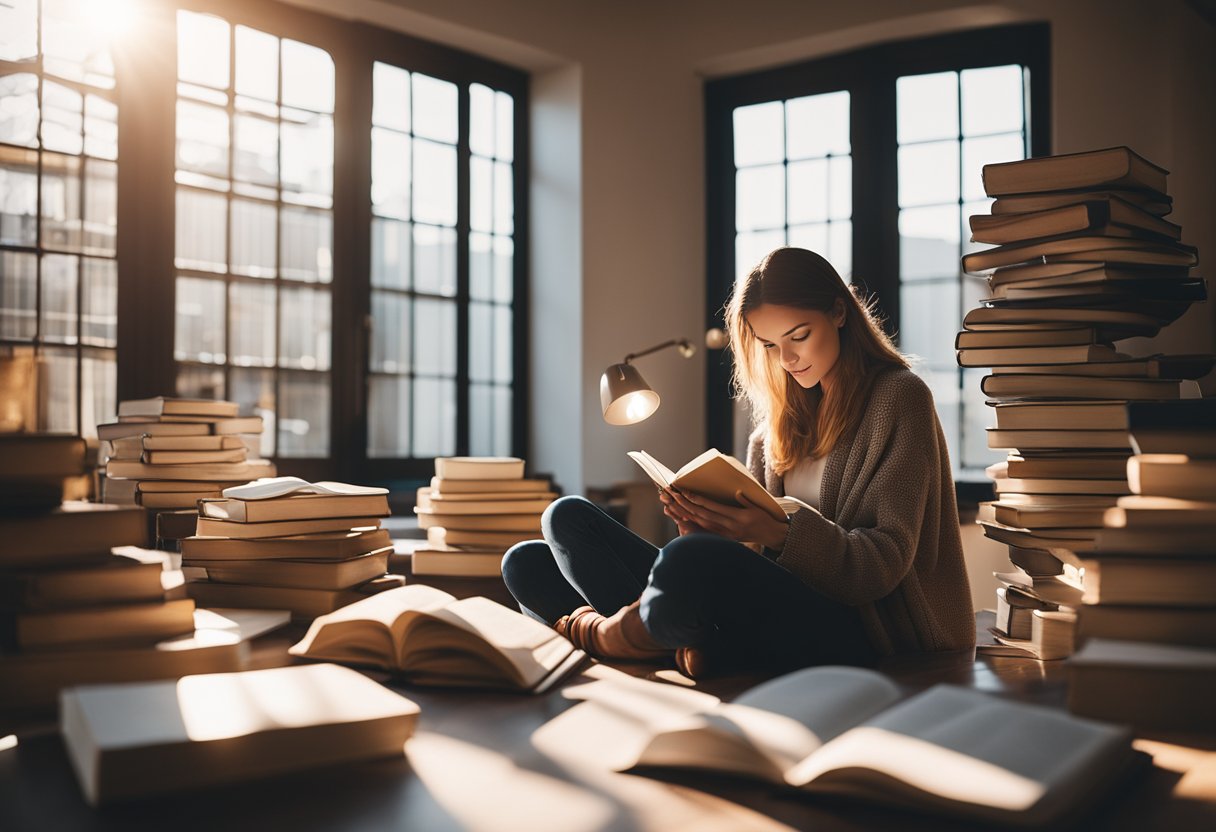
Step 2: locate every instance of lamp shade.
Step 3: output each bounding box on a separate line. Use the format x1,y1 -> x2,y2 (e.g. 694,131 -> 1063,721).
600,363 -> 660,425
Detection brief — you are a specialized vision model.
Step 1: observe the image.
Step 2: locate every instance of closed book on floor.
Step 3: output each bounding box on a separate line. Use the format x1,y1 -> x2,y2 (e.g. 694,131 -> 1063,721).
981,146 -> 1167,197
1067,638 -> 1216,732
0,434 -> 86,478
416,495 -> 554,515
987,608 -> 1078,660
142,449 -> 248,465
433,456 -> 525,480
1076,605 -> 1216,649
955,326 -> 1098,349
532,665 -> 1138,828
956,343 -> 1120,368
96,421 -> 211,440
180,528 -> 392,561
990,354 -> 1214,380
106,458 -> 275,482
1104,495 -> 1216,528
60,663 -> 420,806
426,526 -> 539,548
194,514 -> 383,539
981,373 -> 1188,401
1128,454 -> 1216,499
994,585 -> 1060,639
0,554 -> 166,610
992,502 -> 1108,529
139,490 -> 221,510
963,305 -> 1161,337
409,544 -> 504,577
5,598 -> 197,651
1078,557 -> 1216,606
430,476 -> 552,494
0,503 -> 147,568
289,585 -> 587,693
987,428 -> 1130,452
118,397 -> 240,419
990,188 -> 1172,217
962,234 -> 1196,274
992,474 -> 1130,497
186,579 -> 378,619
969,196 -> 1181,244
994,455 -> 1130,481
199,492 -> 390,523
185,547 -> 391,591
1126,399 -> 1216,456
980,520 -> 1098,553
415,511 -> 542,532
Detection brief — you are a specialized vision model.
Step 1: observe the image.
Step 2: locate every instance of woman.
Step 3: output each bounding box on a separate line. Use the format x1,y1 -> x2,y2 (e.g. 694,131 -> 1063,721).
502,247 -> 974,676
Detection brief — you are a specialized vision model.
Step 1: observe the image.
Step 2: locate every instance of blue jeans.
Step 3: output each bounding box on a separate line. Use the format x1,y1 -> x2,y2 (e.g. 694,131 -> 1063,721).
501,495 -> 875,671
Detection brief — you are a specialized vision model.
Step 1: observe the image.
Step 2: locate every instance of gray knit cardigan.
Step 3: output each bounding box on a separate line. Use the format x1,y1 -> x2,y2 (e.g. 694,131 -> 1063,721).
747,366 -> 975,656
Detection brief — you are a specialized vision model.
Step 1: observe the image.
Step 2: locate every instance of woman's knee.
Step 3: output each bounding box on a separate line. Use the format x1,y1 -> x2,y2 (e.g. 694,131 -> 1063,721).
541,494 -> 599,538
500,540 -> 556,590
650,533 -> 715,583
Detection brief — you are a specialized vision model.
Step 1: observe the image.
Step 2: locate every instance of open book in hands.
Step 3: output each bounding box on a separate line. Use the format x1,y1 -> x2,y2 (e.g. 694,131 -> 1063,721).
533,665 -> 1140,828
627,449 -> 810,523
288,585 -> 587,694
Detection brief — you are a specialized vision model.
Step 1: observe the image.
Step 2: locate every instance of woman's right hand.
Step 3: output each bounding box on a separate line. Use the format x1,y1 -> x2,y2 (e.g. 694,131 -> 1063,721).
659,488 -> 707,536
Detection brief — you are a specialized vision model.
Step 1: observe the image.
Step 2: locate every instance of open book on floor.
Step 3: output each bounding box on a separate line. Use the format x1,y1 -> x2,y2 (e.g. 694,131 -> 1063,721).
627,449 -> 809,522
288,585 -> 587,693
532,665 -> 1142,828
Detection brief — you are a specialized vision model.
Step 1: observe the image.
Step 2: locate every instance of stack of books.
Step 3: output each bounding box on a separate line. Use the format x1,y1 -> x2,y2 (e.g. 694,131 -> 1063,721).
958,146 -> 1212,660
410,457 -> 555,577
182,477 -> 401,619
0,433 -> 232,713
98,397 -> 275,548
1064,400 -> 1216,732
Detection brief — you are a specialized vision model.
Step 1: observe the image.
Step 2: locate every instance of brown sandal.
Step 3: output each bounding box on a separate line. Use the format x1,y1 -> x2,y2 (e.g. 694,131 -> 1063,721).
554,602 -> 670,661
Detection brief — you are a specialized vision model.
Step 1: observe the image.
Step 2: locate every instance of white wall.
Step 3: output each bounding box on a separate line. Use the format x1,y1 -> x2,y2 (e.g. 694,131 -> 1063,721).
286,0 -> 1216,494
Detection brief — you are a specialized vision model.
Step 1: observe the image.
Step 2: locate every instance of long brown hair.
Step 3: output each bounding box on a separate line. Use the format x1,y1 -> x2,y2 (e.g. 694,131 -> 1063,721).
725,247 -> 908,474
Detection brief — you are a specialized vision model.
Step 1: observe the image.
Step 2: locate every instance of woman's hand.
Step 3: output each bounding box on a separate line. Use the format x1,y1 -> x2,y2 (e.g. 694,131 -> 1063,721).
664,488 -> 790,550
658,488 -> 708,536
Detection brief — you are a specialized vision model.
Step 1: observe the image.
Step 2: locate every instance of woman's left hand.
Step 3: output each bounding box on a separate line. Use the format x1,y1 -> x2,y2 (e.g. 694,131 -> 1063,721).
665,488 -> 790,551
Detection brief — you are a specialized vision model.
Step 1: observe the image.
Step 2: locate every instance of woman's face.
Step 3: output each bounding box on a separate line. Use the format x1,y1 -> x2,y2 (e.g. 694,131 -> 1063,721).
746,302 -> 845,391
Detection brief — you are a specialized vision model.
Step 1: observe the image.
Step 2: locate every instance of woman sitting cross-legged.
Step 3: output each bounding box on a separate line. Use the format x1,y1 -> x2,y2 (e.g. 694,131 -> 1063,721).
501,246 -> 975,677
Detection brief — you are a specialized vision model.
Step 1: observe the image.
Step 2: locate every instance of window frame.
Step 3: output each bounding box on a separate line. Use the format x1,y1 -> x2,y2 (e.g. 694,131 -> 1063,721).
107,0 -> 528,485
704,23 -> 1050,503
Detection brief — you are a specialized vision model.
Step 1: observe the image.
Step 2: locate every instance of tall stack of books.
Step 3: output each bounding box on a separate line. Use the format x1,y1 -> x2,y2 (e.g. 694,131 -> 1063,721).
957,146 -> 1212,660
0,433 -> 236,713
182,477 -> 400,619
98,396 -> 275,548
1065,400 -> 1216,732
411,457 -> 555,577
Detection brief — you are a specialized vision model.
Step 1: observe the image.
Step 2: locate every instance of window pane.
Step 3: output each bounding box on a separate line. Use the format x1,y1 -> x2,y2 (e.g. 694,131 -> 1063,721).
281,109 -> 332,202
40,253 -> 77,343
733,101 -> 783,167
829,220 -> 852,280
278,371 -> 329,457
368,376 -> 410,458
81,348 -> 116,439
897,72 -> 958,144
470,83 -> 494,158
412,376 -> 455,457
828,156 -> 852,221
231,199 -> 276,278
469,301 -> 492,382
231,281 -> 277,366
900,205 -> 960,281
0,146 -> 38,246
176,364 -> 225,400
83,158 -> 117,255
281,40 -> 334,114
371,291 -> 410,373
42,81 -> 82,155
41,345 -> 77,433
787,224 -> 828,259
174,276 -> 225,362
899,280 -> 960,366
736,164 -> 784,232
412,73 -> 457,144
494,306 -> 512,383
413,224 -> 456,296
372,217 -> 410,289
493,235 -> 513,303
176,100 -> 230,179
735,230 -> 785,282
281,206 -> 332,283
898,141 -> 959,208
493,385 -> 511,456
0,0 -> 37,61
785,91 -> 849,159
280,286 -> 330,370
235,26 -> 278,103
471,155 -> 492,233
230,367 -> 275,457
0,251 -> 37,339
371,127 -> 409,220
494,161 -> 513,236
177,11 -> 230,90
414,297 -> 456,376
962,133 -> 1024,202
470,383 -> 492,457
788,159 -> 827,224
84,94 -> 117,161
42,0 -> 113,87
0,74 -> 39,147
413,139 -> 457,227
175,188 -> 227,272
496,90 -> 514,162
81,257 -> 116,347
470,231 -> 492,300
961,65 -> 1024,137
962,199 -> 993,258
41,152 -> 81,251
234,114 -> 278,186
373,62 -> 409,132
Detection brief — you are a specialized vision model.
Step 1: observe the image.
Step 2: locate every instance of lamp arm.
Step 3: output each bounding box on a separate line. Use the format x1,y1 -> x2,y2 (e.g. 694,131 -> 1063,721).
623,338 -> 694,364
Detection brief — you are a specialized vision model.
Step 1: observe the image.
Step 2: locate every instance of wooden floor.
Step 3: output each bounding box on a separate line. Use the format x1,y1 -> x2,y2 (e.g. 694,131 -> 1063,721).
2,580 -> 1214,831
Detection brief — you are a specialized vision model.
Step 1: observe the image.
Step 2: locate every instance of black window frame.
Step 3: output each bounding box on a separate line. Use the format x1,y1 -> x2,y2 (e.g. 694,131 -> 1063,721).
704,23 -> 1050,505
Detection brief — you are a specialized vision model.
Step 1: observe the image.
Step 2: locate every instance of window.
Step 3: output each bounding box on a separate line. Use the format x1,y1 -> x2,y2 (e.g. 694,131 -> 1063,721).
705,25 -> 1049,492
0,0 -> 528,486
0,0 -> 121,436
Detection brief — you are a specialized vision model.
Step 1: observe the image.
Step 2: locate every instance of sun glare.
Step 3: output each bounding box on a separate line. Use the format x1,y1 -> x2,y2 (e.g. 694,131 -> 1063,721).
79,0 -> 144,43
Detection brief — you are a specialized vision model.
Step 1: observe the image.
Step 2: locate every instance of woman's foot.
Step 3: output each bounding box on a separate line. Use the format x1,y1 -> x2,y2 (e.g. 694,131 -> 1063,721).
673,646 -> 709,679
554,601 -> 671,661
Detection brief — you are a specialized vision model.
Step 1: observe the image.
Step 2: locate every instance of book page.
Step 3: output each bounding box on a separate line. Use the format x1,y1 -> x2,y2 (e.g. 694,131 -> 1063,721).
626,451 -> 676,490
786,684 -> 1133,825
